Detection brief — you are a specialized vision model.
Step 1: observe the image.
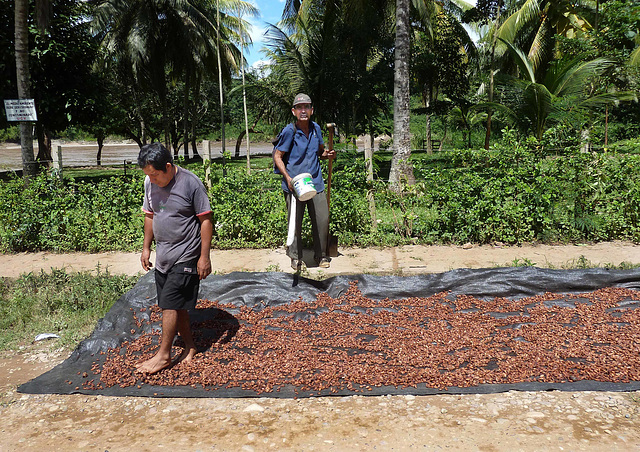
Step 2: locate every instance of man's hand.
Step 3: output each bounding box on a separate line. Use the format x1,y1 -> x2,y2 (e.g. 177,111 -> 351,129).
322,148 -> 337,160
285,175 -> 294,192
141,248 -> 153,271
197,255 -> 212,280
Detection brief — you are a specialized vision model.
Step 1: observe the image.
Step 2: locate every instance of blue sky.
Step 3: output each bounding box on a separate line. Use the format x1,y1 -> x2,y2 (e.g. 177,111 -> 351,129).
245,0 -> 285,68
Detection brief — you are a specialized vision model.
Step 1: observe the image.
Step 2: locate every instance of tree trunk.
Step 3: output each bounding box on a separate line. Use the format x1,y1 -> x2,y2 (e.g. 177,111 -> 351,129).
389,0 -> 414,189
164,101 -> 174,158
235,115 -> 262,158
35,123 -> 52,166
368,118 -> 375,153
440,123 -> 447,152
581,128 -> 591,152
604,105 -> 608,146
15,0 -> 37,180
424,84 -> 433,155
216,1 -> 226,159
183,72 -> 190,159
157,78 -> 172,156
125,127 -> 143,148
484,0 -> 503,150
366,117 -> 377,231
240,26 -> 250,172
190,74 -> 201,159
133,91 -> 147,145
484,109 -> 493,151
425,112 -> 432,155
96,130 -> 104,166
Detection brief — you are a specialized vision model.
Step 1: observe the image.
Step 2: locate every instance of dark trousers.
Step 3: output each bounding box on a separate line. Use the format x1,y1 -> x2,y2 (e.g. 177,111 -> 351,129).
284,191 -> 329,262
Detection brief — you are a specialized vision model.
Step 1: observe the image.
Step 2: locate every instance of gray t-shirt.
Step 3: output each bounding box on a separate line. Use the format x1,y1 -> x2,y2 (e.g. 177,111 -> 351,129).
142,166 -> 211,274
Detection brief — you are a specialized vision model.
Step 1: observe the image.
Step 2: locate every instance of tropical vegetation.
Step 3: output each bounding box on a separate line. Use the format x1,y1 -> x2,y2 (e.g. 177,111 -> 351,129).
2,129 -> 640,254
1,0 -> 639,252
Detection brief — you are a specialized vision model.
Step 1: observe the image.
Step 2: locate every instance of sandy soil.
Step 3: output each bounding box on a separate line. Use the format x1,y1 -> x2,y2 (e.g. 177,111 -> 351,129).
2,242 -> 640,451
3,241 -> 640,278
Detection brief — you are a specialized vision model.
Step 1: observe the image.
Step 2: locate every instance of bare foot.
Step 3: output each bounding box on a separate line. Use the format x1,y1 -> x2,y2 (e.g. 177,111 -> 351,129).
135,354 -> 172,374
174,347 -> 197,365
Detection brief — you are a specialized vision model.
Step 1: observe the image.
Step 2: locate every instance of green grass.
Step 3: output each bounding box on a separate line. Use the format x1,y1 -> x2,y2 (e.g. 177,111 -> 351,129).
0,267 -> 138,351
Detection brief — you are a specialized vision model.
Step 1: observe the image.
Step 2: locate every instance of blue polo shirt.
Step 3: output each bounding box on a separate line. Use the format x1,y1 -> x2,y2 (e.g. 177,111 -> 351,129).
275,122 -> 325,194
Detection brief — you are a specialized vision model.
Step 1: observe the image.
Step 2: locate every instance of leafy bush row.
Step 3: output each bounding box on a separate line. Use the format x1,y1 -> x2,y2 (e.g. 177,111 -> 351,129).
0,174 -> 144,252
374,133 -> 640,244
1,137 -> 640,252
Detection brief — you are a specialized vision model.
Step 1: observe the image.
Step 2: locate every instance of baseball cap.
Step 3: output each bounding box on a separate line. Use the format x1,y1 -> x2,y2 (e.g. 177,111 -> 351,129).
292,93 -> 312,107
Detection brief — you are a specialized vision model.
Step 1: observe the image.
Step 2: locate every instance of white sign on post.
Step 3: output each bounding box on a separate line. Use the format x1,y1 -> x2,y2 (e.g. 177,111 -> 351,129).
4,99 -> 38,121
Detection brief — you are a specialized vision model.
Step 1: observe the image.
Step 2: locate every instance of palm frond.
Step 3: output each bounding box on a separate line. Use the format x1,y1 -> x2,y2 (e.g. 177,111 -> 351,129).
549,57 -> 615,97
499,38 -> 536,83
526,16 -> 550,73
579,91 -> 639,109
521,82 -> 553,140
630,45 -> 640,67
497,0 -> 540,43
474,101 -> 517,122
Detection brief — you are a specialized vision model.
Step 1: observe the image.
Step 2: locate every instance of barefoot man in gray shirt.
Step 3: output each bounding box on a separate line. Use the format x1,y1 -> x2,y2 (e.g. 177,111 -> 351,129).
136,142 -> 213,374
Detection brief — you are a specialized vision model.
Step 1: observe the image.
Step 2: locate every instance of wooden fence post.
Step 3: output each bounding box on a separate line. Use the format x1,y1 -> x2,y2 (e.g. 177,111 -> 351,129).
202,140 -> 211,190
364,134 -> 377,231
51,141 -> 63,180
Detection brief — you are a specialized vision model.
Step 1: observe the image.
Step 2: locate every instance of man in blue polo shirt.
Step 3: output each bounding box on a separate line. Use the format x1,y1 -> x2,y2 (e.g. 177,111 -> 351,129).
273,93 -> 336,270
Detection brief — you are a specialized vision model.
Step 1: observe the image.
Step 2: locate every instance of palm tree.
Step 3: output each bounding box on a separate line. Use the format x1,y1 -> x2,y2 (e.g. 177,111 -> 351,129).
472,0 -> 595,148
271,0 -> 472,187
497,0 -> 594,74
412,9 -> 474,154
449,103 -> 487,148
481,0 -> 504,149
266,0 -> 394,136
389,0 -> 414,187
92,0 -> 255,152
493,39 -> 637,141
389,0 -> 472,185
14,0 -> 37,180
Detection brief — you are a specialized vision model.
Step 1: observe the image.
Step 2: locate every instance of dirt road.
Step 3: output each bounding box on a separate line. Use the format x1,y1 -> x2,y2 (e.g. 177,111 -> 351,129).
0,140 -> 275,171
2,241 -> 639,278
2,243 -> 640,451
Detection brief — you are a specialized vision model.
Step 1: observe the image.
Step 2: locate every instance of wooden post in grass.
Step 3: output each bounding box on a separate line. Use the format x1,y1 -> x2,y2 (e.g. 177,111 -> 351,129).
202,140 -> 212,190
51,141 -> 62,180
364,135 -> 377,231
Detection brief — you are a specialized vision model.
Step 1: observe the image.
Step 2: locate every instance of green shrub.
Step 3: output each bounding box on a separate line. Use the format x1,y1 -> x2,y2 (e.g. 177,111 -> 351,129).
209,166 -> 287,248
2,141 -> 640,252
0,126 -> 20,142
607,138 -> 640,154
0,172 -> 144,252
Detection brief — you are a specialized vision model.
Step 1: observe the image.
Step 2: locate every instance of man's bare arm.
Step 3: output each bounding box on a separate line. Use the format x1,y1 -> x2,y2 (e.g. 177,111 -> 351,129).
141,212 -> 154,271
197,213 -> 213,280
273,149 -> 293,191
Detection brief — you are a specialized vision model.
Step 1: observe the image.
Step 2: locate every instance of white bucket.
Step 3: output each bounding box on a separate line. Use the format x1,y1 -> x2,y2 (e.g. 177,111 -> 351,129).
291,172 -> 317,201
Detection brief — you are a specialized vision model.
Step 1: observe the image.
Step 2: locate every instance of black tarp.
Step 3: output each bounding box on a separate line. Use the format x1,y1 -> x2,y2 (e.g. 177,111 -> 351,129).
18,267 -> 640,397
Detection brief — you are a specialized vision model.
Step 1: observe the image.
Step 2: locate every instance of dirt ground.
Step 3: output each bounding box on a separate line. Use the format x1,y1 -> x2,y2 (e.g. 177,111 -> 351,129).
0,140 -> 282,172
2,242 -> 640,451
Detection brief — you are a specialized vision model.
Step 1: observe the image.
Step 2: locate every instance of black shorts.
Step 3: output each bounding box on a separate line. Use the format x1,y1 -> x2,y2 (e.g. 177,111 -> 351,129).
154,258 -> 200,310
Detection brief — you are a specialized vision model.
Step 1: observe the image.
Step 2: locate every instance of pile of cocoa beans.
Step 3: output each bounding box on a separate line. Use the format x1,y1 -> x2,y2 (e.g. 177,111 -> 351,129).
82,283 -> 640,395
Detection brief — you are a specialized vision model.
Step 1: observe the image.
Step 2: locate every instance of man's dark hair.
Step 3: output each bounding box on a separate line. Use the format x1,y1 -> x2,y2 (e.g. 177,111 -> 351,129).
138,142 -> 173,171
